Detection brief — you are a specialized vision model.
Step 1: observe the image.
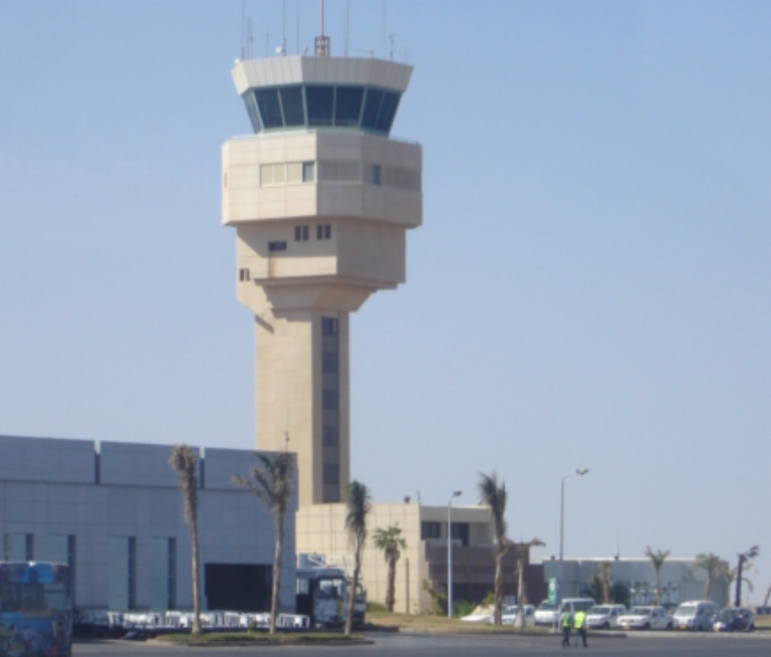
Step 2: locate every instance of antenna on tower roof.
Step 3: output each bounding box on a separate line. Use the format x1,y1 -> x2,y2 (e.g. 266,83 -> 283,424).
382,0 -> 387,59
315,0 -> 330,56
280,0 -> 287,55
240,0 -> 246,59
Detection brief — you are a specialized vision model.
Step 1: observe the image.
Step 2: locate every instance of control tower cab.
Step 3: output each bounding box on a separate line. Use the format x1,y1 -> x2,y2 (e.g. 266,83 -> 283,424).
222,54 -> 422,506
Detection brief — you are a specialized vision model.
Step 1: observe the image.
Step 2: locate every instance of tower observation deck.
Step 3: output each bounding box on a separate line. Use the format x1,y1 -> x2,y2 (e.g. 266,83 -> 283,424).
222,54 -> 422,506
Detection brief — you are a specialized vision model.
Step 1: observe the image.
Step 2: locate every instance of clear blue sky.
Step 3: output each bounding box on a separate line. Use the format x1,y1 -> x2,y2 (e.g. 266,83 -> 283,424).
1,1 -> 769,602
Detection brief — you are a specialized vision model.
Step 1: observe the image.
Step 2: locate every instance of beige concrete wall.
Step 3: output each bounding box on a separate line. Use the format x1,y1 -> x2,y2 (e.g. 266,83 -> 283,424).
222,134 -> 422,228
297,502 -> 423,614
252,310 -> 349,507
297,503 -> 496,614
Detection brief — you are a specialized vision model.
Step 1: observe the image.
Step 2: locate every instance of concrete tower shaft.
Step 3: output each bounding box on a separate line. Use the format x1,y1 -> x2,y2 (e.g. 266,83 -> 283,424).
222,55 -> 422,506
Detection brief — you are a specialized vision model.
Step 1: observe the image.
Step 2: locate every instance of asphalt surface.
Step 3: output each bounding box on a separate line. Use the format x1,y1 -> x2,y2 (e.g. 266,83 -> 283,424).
74,631 -> 771,656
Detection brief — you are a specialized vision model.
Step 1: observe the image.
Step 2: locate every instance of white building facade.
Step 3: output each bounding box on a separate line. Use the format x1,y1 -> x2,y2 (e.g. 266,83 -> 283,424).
0,435 -> 297,613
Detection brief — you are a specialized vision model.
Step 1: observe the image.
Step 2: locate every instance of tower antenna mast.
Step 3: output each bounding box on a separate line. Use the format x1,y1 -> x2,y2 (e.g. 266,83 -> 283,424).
281,0 -> 287,55
315,0 -> 330,56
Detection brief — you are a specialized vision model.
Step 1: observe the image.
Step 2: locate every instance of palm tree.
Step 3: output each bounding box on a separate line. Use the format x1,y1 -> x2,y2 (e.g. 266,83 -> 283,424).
232,452 -> 294,634
344,480 -> 371,636
734,546 -> 759,608
168,444 -> 201,635
598,561 -> 613,603
763,582 -> 771,612
644,547 -> 670,606
372,524 -> 406,613
721,566 -> 754,607
693,552 -> 723,600
478,471 -> 508,626
511,538 -> 544,628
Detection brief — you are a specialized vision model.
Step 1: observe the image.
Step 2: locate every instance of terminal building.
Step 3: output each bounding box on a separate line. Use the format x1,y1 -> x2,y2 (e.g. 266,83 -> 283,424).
0,435 -> 297,613
544,557 -> 730,608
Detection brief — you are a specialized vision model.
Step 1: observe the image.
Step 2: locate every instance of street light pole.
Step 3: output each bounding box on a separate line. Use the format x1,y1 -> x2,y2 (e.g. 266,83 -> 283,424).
447,490 -> 462,619
555,468 -> 588,631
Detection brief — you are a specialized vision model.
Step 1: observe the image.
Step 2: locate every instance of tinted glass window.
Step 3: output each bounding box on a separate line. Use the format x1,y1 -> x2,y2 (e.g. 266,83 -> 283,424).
255,88 -> 283,128
335,86 -> 364,126
307,85 -> 334,126
243,92 -> 262,133
280,87 -> 305,126
361,89 -> 383,129
376,91 -> 401,132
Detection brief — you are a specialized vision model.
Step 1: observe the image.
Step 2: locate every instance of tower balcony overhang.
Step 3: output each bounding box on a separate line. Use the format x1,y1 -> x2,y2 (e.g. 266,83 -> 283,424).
222,132 -> 422,229
245,277 -> 390,314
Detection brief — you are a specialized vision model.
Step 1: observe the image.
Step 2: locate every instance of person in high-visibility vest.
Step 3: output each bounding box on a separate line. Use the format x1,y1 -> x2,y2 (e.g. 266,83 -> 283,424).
560,608 -> 573,647
573,609 -> 588,648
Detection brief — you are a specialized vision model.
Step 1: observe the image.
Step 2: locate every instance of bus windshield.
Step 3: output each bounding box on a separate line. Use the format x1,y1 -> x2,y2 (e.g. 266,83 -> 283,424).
0,562 -> 73,657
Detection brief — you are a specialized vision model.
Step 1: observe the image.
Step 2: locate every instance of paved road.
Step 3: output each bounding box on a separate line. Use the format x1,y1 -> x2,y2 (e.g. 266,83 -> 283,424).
74,632 -> 771,657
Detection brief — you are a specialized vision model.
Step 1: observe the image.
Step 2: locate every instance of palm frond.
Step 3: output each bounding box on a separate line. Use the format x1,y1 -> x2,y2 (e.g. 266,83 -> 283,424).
477,471 -> 507,543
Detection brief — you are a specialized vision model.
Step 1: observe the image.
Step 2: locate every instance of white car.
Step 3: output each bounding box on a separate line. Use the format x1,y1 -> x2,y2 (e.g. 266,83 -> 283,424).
502,605 -> 536,627
460,604 -> 535,626
534,600 -> 559,626
585,604 -> 627,630
617,606 -> 673,631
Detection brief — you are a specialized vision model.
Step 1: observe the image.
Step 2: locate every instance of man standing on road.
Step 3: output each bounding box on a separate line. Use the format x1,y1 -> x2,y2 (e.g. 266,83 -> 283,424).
560,608 -> 573,648
573,608 -> 587,648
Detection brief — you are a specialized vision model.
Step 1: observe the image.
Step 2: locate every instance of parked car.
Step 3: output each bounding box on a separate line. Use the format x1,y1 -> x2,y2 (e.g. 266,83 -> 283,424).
459,609 -> 492,623
713,607 -> 755,632
534,600 -> 559,626
673,601 -> 720,631
460,604 -> 536,626
502,604 -> 536,627
585,604 -> 627,630
617,606 -> 673,630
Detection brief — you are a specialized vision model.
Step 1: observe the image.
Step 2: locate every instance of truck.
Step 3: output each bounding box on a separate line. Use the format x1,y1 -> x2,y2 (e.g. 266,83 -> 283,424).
295,554 -> 366,628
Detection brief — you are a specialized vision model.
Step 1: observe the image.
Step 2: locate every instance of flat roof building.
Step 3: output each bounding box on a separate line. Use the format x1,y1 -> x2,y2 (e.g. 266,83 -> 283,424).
0,435 -> 297,613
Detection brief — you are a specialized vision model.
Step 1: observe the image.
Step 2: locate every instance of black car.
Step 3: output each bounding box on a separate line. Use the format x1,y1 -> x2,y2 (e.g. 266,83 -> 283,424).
712,608 -> 755,632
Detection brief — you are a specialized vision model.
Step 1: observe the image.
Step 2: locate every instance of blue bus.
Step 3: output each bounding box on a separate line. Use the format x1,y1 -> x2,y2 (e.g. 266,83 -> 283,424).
0,562 -> 72,657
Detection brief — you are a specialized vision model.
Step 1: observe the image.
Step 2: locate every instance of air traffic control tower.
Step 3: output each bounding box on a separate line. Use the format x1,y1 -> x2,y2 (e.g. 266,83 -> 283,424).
222,44 -> 422,506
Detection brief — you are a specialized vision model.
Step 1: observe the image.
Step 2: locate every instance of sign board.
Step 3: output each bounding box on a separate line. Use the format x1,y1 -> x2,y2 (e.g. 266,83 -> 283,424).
547,578 -> 558,604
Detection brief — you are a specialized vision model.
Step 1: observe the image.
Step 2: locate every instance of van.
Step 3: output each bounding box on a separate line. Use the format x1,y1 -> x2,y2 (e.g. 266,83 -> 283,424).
561,598 -> 597,616
673,600 -> 719,631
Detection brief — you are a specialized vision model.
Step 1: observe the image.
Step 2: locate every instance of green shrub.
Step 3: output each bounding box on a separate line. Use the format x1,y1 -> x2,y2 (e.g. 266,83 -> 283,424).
421,579 -> 447,615
367,601 -> 388,612
453,599 -> 475,618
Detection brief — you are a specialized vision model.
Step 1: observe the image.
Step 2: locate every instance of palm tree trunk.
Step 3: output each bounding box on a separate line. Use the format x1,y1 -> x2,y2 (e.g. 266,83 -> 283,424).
345,534 -> 362,635
493,549 -> 503,626
735,558 -> 744,608
269,512 -> 284,634
704,574 -> 712,600
655,568 -> 662,606
515,557 -> 525,628
190,515 -> 201,635
386,557 -> 396,612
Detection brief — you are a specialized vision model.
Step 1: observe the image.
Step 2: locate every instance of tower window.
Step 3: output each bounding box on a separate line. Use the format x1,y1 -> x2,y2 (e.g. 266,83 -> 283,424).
323,463 -> 340,485
322,390 -> 338,410
239,268 -> 251,282
268,241 -> 287,252
322,351 -> 338,373
295,226 -> 309,241
322,426 -> 339,447
302,162 -> 315,182
371,165 -> 381,186
321,317 -> 338,336
316,224 -> 332,240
